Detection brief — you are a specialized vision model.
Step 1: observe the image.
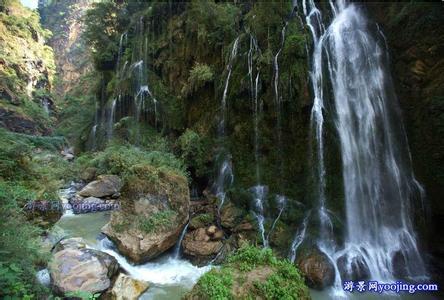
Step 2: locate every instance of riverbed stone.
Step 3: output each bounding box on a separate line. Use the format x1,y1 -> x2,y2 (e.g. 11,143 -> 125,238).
49,247 -> 119,294
297,247 -> 336,289
78,175 -> 122,198
111,273 -> 149,300
102,164 -> 190,263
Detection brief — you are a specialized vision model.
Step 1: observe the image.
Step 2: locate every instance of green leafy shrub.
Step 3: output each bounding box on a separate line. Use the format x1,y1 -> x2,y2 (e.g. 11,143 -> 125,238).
177,129 -> 209,176
188,63 -> 214,92
196,268 -> 233,300
0,181 -> 49,299
186,246 -> 310,300
76,144 -> 186,180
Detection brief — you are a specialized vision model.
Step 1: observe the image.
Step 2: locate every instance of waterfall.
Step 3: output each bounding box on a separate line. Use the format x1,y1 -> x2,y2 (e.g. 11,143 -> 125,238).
90,124 -> 97,151
289,211 -> 310,263
248,35 -> 262,183
107,97 -> 117,140
302,0 -> 427,288
250,185 -> 268,248
267,195 -> 287,243
174,223 -> 189,259
247,35 -> 271,248
214,37 -> 239,215
42,98 -> 50,115
273,26 -> 286,182
302,0 -> 334,249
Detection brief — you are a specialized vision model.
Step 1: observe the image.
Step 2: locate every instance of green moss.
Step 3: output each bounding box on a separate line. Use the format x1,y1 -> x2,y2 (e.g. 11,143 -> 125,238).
190,213 -> 214,228
138,210 -> 177,233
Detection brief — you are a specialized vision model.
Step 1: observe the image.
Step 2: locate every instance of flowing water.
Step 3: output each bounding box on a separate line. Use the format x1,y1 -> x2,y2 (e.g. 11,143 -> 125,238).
47,186 -> 211,299
250,185 -> 268,247
289,211 -> 310,263
214,37 -> 239,214
302,0 -> 427,296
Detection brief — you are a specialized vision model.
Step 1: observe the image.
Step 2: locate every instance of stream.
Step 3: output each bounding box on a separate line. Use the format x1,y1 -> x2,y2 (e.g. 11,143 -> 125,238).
47,185 -> 210,299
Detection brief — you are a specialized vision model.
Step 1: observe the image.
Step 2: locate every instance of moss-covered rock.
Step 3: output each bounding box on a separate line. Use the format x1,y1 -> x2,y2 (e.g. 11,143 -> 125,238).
102,163 -> 190,263
184,246 -> 311,300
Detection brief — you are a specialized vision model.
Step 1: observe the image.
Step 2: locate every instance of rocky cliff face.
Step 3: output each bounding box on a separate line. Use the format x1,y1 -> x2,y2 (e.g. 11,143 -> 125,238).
40,0 -> 92,95
0,0 -> 56,134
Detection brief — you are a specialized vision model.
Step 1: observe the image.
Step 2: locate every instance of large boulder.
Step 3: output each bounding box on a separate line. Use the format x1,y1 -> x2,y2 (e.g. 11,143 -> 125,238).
52,237 -> 87,253
49,247 -> 119,294
297,248 -> 336,290
78,175 -> 122,198
182,226 -> 224,265
111,273 -> 149,300
102,164 -> 190,263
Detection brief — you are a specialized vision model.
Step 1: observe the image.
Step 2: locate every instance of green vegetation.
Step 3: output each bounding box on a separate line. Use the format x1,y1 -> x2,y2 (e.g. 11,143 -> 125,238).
75,144 -> 186,180
185,246 -> 310,300
138,210 -> 177,233
0,0 -> 56,133
190,213 -> 214,229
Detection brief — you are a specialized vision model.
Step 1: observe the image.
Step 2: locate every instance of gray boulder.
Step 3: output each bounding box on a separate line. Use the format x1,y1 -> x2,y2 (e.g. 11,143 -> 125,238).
78,175 -> 122,198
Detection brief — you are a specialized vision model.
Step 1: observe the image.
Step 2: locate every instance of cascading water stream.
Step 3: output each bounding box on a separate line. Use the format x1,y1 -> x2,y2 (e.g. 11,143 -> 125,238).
174,223 -> 189,259
247,35 -> 270,247
250,185 -> 268,248
267,195 -> 287,243
302,0 -> 334,249
301,0 -> 427,294
214,37 -> 239,215
289,211 -> 310,263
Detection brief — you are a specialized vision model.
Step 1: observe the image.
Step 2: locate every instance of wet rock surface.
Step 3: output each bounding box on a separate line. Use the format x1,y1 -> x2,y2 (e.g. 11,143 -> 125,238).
297,247 -> 336,290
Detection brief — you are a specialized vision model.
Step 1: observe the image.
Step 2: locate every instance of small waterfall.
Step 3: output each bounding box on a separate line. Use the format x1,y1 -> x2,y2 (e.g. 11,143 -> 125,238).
219,36 -> 240,136
289,212 -> 310,263
174,223 -> 189,259
301,0 -> 427,290
273,25 -> 287,183
248,35 -> 262,183
215,157 -> 234,215
89,124 -> 98,151
42,98 -> 50,115
267,195 -> 287,242
214,37 -> 239,214
250,185 -> 268,248
116,32 -> 127,80
107,97 -> 117,140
